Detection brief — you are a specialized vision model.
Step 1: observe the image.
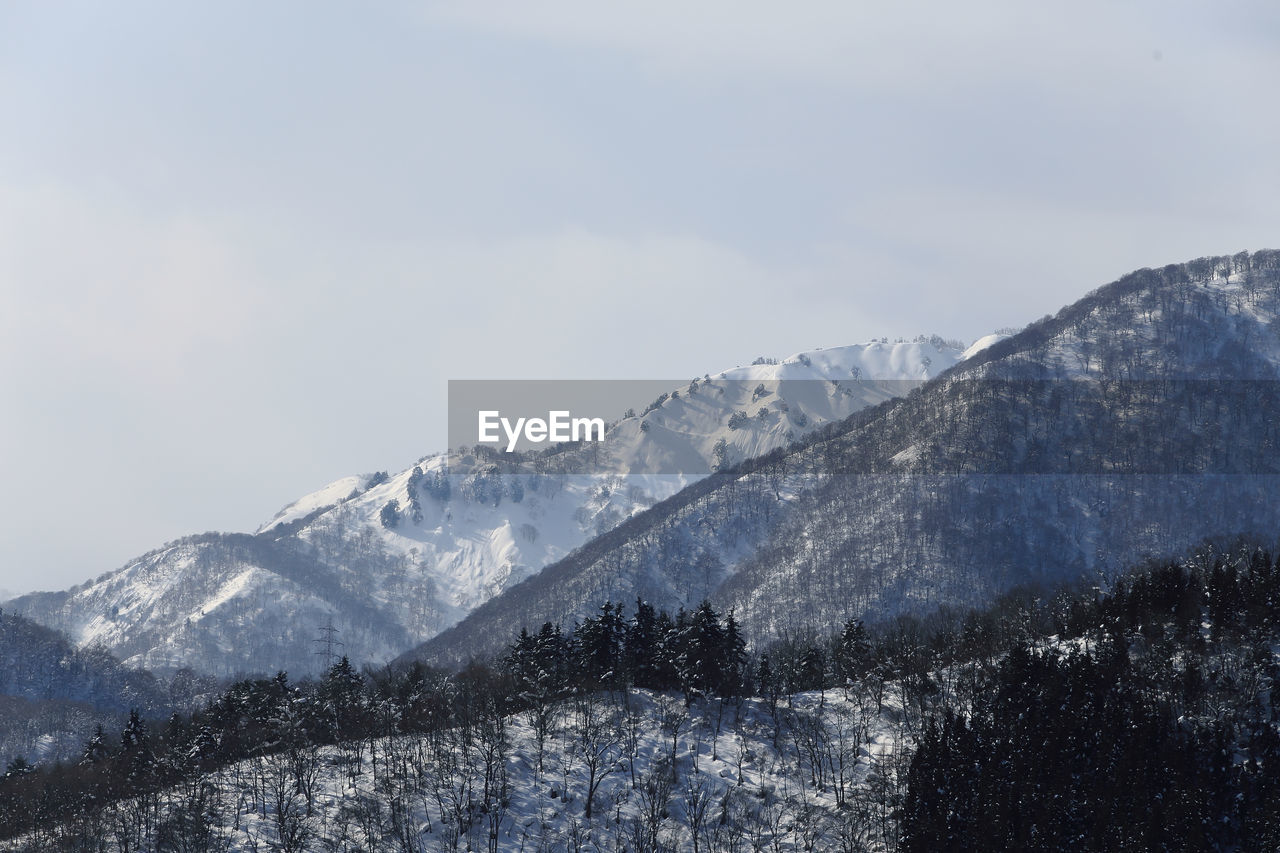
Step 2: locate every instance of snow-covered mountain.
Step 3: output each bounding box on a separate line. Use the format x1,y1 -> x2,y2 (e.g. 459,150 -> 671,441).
405,250 -> 1280,667
6,338 -> 980,677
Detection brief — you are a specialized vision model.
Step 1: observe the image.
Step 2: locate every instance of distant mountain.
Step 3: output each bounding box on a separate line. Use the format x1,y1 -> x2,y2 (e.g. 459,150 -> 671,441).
5,339 -> 976,677
402,250 -> 1280,667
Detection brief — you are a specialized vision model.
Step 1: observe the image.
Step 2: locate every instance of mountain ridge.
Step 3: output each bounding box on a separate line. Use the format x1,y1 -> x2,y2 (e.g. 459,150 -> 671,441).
401,249 -> 1280,668
6,338 -> 972,677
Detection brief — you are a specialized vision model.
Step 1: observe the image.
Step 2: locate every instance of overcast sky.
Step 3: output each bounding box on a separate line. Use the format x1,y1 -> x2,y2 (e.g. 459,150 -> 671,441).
2,1 -> 1278,596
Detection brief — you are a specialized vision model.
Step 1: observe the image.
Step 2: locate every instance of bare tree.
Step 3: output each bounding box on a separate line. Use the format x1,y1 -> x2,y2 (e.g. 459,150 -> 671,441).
657,697 -> 689,783
682,775 -> 714,853
265,750 -> 314,853
620,692 -> 647,788
572,692 -> 620,820
632,758 -> 674,852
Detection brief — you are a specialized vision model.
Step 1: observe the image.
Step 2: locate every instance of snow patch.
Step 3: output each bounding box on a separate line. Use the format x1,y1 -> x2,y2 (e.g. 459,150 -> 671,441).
188,568 -> 260,623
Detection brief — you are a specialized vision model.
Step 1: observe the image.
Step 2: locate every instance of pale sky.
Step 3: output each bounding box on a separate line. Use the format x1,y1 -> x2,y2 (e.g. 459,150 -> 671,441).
2,1 -> 1278,595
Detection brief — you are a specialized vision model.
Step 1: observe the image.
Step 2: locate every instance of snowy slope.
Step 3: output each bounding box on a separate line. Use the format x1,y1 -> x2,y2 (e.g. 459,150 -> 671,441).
256,475 -> 364,532
265,340 -> 975,625
6,337 -> 984,677
405,250 -> 1280,667
0,688 -> 913,853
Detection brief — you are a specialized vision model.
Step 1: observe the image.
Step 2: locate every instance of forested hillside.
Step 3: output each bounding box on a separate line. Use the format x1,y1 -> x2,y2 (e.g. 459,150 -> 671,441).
6,539 -> 1280,850
0,610 -> 173,768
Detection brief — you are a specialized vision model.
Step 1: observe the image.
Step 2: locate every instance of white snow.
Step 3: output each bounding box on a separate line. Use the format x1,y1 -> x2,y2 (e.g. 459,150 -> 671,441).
187,567 -> 260,624
961,333 -> 1007,360
257,475 -> 365,534
5,688 -> 915,852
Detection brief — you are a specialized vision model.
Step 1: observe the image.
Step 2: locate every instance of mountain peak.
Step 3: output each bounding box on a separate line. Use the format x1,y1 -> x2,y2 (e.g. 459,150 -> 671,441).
6,332 -> 971,677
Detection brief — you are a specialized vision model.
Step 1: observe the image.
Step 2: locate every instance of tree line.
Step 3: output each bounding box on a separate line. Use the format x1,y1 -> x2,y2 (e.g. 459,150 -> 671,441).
7,540 -> 1280,849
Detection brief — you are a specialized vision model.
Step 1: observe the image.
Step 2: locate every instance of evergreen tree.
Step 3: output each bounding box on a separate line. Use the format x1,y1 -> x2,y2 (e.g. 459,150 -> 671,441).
833,617 -> 871,686
2,756 -> 33,780
722,609 -> 748,697
574,602 -> 626,689
80,723 -> 110,766
796,644 -> 826,693
627,599 -> 662,688
684,601 -> 726,695
650,608 -> 682,691
119,708 -> 157,790
323,657 -> 368,742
